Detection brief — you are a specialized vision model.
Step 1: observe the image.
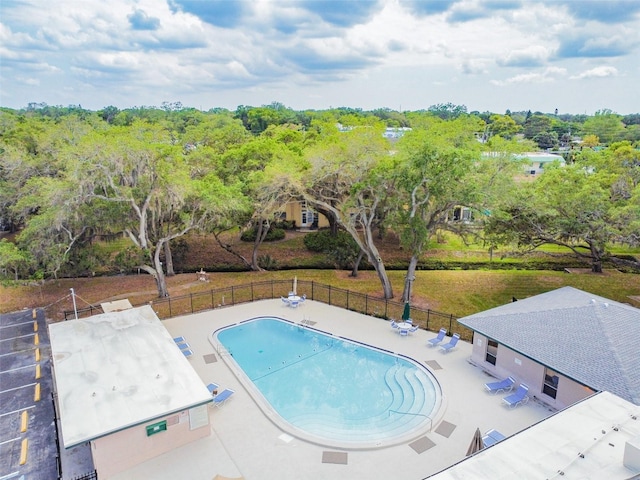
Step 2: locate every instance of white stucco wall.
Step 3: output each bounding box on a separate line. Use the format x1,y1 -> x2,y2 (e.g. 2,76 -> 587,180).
92,405 -> 210,479
470,333 -> 595,410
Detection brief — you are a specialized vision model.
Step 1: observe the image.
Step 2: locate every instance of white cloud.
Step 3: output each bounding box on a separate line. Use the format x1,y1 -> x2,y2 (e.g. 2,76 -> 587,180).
0,0 -> 638,113
497,45 -> 550,67
570,66 -> 618,80
491,67 -> 567,86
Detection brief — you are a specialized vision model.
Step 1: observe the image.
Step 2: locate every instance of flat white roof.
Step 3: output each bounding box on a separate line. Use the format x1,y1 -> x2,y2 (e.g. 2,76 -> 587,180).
49,305 -> 212,448
429,391 -> 640,479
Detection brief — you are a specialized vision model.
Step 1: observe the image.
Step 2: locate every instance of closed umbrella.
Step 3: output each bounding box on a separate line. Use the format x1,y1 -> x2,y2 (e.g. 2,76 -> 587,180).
293,276 -> 297,295
466,427 -> 484,456
401,302 -> 411,321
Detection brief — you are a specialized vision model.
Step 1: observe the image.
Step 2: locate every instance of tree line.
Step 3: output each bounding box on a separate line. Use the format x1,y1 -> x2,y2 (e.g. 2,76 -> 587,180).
1,104 -> 638,299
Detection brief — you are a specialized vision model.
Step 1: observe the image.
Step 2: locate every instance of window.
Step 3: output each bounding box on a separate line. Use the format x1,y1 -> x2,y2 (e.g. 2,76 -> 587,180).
485,339 -> 498,366
543,368 -> 559,399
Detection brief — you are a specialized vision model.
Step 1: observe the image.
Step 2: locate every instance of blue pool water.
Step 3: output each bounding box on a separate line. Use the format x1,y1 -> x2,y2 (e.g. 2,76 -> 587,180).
215,317 -> 441,447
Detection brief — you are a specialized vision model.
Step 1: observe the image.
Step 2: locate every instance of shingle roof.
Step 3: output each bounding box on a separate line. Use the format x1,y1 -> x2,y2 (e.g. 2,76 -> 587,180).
458,286 -> 640,405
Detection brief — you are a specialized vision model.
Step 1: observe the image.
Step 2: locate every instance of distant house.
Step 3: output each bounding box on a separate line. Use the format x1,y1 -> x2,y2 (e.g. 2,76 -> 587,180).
458,286 -> 640,409
481,151 -> 566,176
281,199 -> 329,230
49,305 -> 213,479
514,152 -> 565,175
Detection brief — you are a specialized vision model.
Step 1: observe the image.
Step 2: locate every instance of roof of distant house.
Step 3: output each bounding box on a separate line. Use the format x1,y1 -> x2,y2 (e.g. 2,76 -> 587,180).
458,286 -> 640,405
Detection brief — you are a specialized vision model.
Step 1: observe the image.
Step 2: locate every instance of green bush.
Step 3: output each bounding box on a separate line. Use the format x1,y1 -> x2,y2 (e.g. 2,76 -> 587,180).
258,254 -> 278,270
304,230 -> 355,252
240,226 -> 286,242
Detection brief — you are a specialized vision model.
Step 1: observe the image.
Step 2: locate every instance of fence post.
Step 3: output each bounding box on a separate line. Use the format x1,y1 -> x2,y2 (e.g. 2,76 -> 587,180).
328,285 -> 331,305
346,290 -> 349,310
427,310 -> 431,330
231,286 -> 235,305
211,290 -> 214,309
190,293 -> 194,313
251,283 -> 254,302
449,313 -> 453,333
365,294 -> 368,316
169,297 -> 172,318
384,298 -> 388,319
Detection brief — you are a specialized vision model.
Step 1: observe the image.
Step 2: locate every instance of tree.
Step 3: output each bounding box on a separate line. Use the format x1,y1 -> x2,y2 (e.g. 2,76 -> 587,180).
583,110 -> 625,145
488,114 -> 521,139
301,127 -> 396,298
392,136 -> 478,302
0,239 -> 31,280
72,122 -> 241,297
484,156 -> 639,272
523,114 -> 552,140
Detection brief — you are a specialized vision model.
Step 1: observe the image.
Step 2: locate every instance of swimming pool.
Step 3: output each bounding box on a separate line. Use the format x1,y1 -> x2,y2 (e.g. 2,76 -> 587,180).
214,317 -> 442,448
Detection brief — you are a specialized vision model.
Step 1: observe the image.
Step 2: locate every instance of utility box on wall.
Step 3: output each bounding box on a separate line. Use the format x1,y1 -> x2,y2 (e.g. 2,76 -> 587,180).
146,420 -> 167,437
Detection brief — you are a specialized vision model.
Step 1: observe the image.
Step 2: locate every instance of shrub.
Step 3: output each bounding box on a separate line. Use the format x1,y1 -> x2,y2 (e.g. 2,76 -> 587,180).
241,226 -> 286,242
304,230 -> 360,269
258,254 -> 277,270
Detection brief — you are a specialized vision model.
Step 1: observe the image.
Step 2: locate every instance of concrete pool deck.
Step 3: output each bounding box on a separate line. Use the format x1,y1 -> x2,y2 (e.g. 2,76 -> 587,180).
112,299 -> 554,480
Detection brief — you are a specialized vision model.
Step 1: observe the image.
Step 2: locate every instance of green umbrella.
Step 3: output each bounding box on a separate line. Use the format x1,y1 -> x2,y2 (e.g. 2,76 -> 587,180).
402,302 -> 411,321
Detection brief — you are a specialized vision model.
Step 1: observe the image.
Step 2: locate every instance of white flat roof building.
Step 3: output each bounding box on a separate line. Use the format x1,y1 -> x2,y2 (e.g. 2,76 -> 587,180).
49,305 -> 212,449
428,391 -> 640,479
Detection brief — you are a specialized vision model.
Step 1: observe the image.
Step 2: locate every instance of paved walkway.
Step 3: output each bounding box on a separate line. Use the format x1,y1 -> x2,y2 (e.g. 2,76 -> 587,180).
112,299 -> 553,480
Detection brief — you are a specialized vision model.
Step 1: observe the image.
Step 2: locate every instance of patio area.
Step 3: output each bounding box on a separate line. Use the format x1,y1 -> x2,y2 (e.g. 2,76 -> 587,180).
112,299 -> 554,480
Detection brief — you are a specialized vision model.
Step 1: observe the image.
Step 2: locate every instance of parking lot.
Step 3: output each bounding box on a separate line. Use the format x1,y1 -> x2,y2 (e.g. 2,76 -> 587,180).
0,308 -> 58,480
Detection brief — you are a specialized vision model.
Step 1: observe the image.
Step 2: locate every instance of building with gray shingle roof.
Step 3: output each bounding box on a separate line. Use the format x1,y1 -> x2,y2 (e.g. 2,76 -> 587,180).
458,286 -> 640,407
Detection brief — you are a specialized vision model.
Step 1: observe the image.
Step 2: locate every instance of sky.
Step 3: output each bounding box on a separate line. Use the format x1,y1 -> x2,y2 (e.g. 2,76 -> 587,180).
1,0 -> 640,115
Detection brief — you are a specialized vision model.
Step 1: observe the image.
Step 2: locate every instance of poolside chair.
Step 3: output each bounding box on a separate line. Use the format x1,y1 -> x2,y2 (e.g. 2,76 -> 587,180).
502,383 -> 529,408
407,325 -> 419,335
207,383 -> 220,395
290,299 -> 299,308
182,348 -> 194,358
390,320 -> 399,329
173,336 -> 186,344
484,376 -> 515,394
439,333 -> 460,353
482,429 -> 506,447
281,296 -> 290,305
177,341 -> 190,350
427,328 -> 447,347
399,328 -> 409,336
212,388 -> 235,408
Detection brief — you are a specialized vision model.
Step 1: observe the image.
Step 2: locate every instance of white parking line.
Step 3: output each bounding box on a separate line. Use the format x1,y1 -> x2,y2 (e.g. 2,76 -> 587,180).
0,364 -> 36,374
0,471 -> 22,479
0,333 -> 36,342
0,320 -> 34,329
0,383 -> 36,394
0,437 -> 21,446
0,405 -> 35,418
0,348 -> 36,357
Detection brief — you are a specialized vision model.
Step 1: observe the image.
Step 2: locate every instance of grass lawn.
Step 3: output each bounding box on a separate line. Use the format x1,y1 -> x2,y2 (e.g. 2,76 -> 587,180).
2,268 -> 638,322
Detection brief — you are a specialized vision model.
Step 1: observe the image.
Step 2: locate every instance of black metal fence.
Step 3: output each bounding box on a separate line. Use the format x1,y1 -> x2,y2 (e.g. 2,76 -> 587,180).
64,279 -> 471,340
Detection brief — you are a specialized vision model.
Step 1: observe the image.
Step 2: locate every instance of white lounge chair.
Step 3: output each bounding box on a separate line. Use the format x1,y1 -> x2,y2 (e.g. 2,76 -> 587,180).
427,328 -> 447,347
440,333 -> 460,353
484,376 -> 515,394
503,384 -> 529,408
212,388 -> 235,408
482,429 -> 506,447
207,383 -> 219,395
